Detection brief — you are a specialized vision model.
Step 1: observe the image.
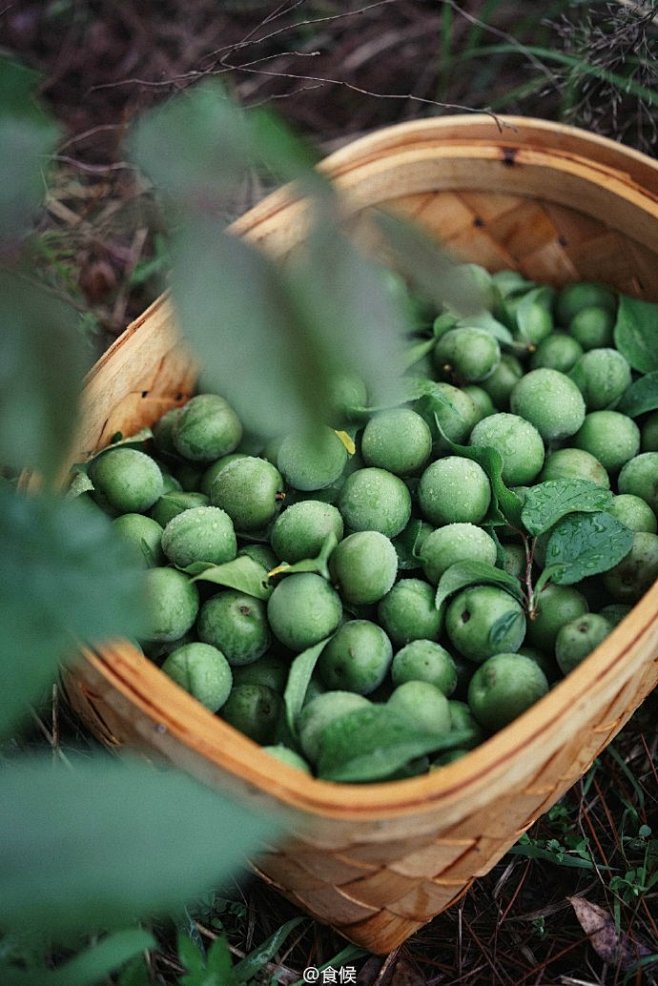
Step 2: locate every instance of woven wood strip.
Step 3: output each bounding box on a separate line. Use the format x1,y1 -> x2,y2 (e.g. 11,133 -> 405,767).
292,884 -> 380,925
388,839 -> 477,879
338,868 -> 422,910
335,906 -> 425,951
292,850 -> 378,883
385,877 -> 469,922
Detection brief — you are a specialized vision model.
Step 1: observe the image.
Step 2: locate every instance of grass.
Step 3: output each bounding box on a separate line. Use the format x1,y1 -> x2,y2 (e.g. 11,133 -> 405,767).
2,1 -> 658,982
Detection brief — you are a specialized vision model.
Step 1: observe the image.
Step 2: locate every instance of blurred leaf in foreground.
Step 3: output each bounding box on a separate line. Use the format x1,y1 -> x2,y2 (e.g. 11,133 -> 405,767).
374,210 -> 484,318
0,754 -> 277,938
0,271 -> 89,482
1,929 -> 155,986
134,81 -> 482,438
0,57 -> 60,242
0,489 -> 147,738
169,218 -> 332,435
130,79 -> 323,216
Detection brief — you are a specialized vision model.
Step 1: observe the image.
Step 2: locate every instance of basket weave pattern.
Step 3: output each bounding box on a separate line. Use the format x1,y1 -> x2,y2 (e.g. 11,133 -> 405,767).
64,118 -> 658,953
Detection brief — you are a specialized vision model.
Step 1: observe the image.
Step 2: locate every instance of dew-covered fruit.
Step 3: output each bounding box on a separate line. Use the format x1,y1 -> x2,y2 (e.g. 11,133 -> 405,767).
220,683 -> 283,745
267,573 -> 343,651
480,353 -> 524,409
525,583 -> 589,652
361,407 -> 432,475
112,513 -> 164,567
88,447 -> 164,514
172,393 -> 243,462
387,680 -> 451,735
540,447 -> 610,489
210,456 -> 284,531
555,281 -> 617,325
161,505 -> 237,568
510,368 -> 586,442
568,305 -> 615,350
298,691 -> 370,763
262,745 -> 312,773
391,639 -> 457,696
197,590 -> 271,666
377,578 -> 443,646
602,531 -> 658,603
150,490 -> 209,528
317,620 -> 393,695
144,567 -> 200,643
469,412 -> 545,486
445,585 -> 526,663
417,382 -> 480,446
617,452 -> 658,513
328,529 -> 398,605
467,653 -> 549,731
336,467 -> 412,537
569,348 -> 632,410
433,327 -> 501,383
277,426 -> 348,491
572,411 -> 640,473
161,641 -> 232,712
270,500 -> 344,563
420,523 -> 497,584
530,332 -> 584,373
609,494 -> 657,534
417,457 -> 491,526
555,613 -> 613,675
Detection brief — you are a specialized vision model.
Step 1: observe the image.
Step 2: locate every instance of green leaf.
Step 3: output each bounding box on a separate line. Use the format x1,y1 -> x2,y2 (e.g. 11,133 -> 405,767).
616,371 -> 658,418
187,555 -> 273,599
267,531 -> 338,582
434,560 -> 525,611
456,310 -> 514,345
0,272 -> 89,481
178,930 -> 234,986
0,489 -> 147,738
232,916 -> 306,982
177,934 -> 205,981
0,754 -> 277,937
614,295 -> 658,373
287,213 -> 410,415
170,218 -> 332,436
373,210 -> 484,318
316,705 -> 469,783
130,82 -> 250,209
117,955 -> 152,986
0,58 -> 60,239
131,80 -> 323,215
521,480 -> 614,536
247,106 -> 322,188
403,336 -> 436,371
1,930 -> 154,986
489,608 -> 526,649
544,512 -> 635,585
513,285 -> 555,341
283,637 -> 333,736
507,839 -> 597,871
74,428 -> 155,475
392,518 -> 430,570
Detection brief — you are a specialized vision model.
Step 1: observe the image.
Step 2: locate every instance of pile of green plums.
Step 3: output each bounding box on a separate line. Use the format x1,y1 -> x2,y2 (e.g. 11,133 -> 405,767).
82,268 -> 658,781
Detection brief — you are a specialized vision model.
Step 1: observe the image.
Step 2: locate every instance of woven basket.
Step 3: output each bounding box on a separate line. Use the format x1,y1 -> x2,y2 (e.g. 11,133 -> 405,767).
63,116 -> 658,954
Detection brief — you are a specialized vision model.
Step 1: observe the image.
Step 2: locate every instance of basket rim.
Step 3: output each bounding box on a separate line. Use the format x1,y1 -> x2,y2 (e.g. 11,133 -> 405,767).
230,114 -> 658,245
76,115 -> 658,820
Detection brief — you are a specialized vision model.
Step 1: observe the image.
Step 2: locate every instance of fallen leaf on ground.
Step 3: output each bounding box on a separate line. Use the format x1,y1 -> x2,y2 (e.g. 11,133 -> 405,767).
568,896 -> 652,970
